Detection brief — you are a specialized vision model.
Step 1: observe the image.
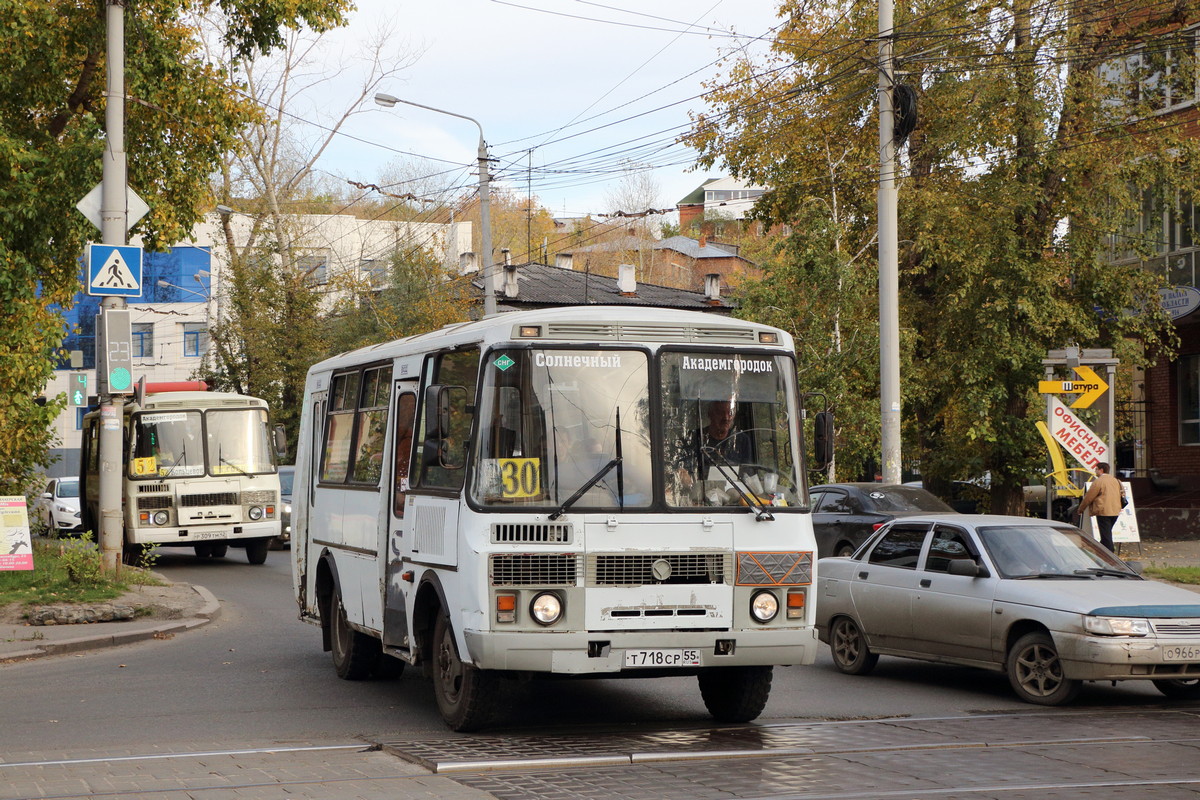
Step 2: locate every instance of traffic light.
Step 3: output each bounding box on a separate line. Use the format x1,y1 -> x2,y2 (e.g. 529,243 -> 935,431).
95,308 -> 134,395
69,372 -> 89,406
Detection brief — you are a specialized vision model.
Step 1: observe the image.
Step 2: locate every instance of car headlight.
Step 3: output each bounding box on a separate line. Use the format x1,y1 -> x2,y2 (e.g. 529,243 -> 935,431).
54,503 -> 73,514
750,590 -> 780,623
152,510 -> 169,526
1085,615 -> 1151,637
284,503 -> 292,516
248,506 -> 264,520
530,592 -> 563,626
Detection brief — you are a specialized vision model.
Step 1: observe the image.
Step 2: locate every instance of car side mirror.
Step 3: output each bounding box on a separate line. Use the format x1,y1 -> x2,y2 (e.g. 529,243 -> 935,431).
273,424 -> 288,460
41,492 -> 52,499
948,559 -> 989,578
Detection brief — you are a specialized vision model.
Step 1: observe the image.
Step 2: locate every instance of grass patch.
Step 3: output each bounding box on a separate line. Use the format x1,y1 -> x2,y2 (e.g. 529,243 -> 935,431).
0,538 -> 159,607
1144,565 -> 1200,585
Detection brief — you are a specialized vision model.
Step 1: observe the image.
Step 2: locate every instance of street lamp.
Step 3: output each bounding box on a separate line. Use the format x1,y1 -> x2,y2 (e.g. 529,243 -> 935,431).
374,92 -> 496,316
156,278 -> 209,301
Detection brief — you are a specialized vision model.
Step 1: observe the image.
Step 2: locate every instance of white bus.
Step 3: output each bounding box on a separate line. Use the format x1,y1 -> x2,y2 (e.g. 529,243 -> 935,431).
293,306 -> 829,730
82,387 -> 284,564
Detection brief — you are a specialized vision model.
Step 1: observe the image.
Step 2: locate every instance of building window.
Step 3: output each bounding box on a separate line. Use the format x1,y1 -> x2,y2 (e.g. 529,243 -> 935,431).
297,252 -> 329,286
1107,186 -> 1199,288
132,323 -> 154,360
182,323 -> 208,357
76,407 -> 87,431
1182,354 -> 1200,445
1100,28 -> 1198,115
361,259 -> 388,288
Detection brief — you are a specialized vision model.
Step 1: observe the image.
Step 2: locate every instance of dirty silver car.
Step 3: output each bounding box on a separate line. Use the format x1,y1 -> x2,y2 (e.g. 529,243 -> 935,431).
816,514 -> 1200,705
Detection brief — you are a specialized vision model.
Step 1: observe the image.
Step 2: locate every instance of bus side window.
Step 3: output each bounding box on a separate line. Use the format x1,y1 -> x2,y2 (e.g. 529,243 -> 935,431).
392,391 -> 416,517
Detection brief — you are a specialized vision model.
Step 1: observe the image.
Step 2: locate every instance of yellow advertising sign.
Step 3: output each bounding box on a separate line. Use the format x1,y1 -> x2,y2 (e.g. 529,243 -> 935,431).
1037,365 -> 1108,409
132,456 -> 158,476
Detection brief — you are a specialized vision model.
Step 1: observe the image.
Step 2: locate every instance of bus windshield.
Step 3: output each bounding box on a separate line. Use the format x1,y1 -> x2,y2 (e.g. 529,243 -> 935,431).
471,348 -> 652,509
206,408 -> 275,476
661,351 -> 803,508
132,411 -> 206,478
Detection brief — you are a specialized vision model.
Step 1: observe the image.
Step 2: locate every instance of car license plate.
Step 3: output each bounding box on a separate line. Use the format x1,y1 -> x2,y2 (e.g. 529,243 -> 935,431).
624,648 -> 701,668
1162,645 -> 1200,661
191,531 -> 224,541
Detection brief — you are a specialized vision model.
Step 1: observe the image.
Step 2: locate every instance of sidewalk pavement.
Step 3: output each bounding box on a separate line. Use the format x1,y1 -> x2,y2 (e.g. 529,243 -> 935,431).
0,576 -> 220,664
2,540 -> 1199,665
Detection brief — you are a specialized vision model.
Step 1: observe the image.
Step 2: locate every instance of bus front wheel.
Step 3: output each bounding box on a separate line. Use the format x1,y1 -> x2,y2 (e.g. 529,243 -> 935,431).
330,589 -> 376,680
245,538 -> 269,565
698,665 -> 773,723
431,614 -> 497,731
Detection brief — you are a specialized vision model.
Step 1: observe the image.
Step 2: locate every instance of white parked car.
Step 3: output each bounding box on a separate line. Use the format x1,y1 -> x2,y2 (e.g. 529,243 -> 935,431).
33,477 -> 83,536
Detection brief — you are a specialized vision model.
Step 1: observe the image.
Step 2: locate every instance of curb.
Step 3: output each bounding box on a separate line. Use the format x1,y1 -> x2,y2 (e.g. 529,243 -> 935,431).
0,584 -> 220,663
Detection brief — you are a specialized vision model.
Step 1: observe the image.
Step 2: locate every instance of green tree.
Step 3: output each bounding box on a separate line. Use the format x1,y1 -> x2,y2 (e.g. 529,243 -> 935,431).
0,0 -> 348,494
686,0 -> 1189,511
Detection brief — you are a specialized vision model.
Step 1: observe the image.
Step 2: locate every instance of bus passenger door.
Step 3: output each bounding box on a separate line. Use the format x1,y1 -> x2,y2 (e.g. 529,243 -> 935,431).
383,383 -> 418,650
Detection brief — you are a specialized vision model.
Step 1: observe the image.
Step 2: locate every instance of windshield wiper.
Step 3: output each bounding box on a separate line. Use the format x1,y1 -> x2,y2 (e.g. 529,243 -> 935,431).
1075,567 -> 1139,579
218,444 -> 254,477
1013,572 -> 1092,580
702,445 -> 774,522
549,457 -> 622,520
162,444 -> 187,478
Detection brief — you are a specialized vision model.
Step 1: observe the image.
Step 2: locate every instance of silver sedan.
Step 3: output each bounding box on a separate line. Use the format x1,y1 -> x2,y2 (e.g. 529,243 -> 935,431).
816,514 -> 1200,705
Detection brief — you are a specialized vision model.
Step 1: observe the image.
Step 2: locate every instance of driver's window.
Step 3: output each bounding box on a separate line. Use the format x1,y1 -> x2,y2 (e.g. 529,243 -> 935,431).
925,525 -> 976,573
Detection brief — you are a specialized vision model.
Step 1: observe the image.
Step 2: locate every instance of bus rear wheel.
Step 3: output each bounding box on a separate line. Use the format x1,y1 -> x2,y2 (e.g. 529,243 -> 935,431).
432,613 -> 497,731
698,665 -> 773,723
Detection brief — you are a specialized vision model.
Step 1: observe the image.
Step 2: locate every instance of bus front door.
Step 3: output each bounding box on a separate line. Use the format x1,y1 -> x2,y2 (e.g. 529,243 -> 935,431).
383,384 -> 418,651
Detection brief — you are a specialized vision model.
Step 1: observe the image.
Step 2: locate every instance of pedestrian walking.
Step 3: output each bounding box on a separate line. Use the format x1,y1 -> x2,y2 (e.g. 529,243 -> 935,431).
1078,461 -> 1125,551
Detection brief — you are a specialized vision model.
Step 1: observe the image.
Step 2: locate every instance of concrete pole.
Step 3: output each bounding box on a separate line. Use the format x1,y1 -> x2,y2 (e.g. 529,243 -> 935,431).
878,0 -> 902,483
478,136 -> 496,316
98,0 -> 127,572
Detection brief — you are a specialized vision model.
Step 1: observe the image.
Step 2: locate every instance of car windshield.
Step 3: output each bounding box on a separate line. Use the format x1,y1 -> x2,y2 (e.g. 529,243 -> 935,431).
278,468 -> 294,496
56,479 -> 80,498
863,485 -> 954,512
978,525 -> 1133,578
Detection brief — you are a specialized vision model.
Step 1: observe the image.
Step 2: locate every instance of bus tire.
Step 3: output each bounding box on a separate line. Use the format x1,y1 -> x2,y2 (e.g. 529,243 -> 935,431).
374,652 -> 406,680
432,613 -> 497,731
698,665 -> 773,723
245,538 -> 269,565
210,543 -> 228,558
195,544 -> 214,558
331,589 -> 377,680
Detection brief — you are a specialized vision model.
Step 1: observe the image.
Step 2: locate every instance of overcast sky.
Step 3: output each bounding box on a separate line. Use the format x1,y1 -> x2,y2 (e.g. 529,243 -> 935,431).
311,0 -> 783,220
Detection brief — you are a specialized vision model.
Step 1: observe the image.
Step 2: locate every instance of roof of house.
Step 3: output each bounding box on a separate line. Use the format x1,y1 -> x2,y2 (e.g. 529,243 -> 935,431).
471,262 -> 735,311
654,236 -> 742,260
676,178 -> 721,206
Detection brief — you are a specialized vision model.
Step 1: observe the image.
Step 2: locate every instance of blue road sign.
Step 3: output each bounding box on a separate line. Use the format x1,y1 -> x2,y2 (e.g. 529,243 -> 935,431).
87,244 -> 143,297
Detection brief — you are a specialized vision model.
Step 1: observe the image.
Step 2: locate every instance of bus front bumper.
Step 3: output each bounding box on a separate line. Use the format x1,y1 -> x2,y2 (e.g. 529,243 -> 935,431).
463,627 -> 819,674
128,521 -> 280,545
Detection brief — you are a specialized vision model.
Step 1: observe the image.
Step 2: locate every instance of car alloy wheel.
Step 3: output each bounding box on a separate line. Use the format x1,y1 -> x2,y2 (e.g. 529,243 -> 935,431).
1006,632 -> 1079,705
830,616 -> 879,675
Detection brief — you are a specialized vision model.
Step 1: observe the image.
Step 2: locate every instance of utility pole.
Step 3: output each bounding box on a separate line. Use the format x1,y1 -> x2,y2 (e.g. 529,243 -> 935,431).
98,0 -> 128,571
877,0 -> 902,484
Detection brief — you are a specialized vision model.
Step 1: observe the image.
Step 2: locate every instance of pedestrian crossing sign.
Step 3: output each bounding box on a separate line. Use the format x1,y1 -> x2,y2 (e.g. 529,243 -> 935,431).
87,243 -> 143,297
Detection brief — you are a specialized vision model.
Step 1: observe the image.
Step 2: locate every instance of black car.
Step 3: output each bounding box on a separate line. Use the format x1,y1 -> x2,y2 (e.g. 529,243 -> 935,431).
808,483 -> 956,558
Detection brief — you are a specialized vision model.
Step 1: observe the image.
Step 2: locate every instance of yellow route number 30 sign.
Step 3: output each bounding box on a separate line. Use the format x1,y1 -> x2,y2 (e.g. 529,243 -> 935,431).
498,458 -> 542,499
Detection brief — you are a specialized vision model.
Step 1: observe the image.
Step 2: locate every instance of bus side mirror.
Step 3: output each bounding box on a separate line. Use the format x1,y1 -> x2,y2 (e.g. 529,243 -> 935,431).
813,411 -> 834,471
273,424 -> 288,460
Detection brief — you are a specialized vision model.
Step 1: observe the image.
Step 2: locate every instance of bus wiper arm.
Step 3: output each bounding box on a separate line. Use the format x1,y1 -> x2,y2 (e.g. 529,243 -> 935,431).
702,446 -> 774,521
163,444 -> 187,478
549,457 -> 622,520
219,454 -> 254,478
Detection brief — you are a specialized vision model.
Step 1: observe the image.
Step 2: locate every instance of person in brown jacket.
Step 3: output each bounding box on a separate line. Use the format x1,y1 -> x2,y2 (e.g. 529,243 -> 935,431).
1078,461 -> 1125,551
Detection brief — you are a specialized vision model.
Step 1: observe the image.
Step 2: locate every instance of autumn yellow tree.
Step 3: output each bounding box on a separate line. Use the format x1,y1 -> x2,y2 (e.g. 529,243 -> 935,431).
686,0 -> 1190,509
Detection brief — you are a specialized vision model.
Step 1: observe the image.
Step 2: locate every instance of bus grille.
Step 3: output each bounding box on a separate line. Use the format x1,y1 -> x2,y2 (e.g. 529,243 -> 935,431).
137,496 -> 171,510
180,492 -> 239,507
489,553 -> 579,587
138,483 -> 169,493
492,522 -> 572,544
588,553 -> 730,586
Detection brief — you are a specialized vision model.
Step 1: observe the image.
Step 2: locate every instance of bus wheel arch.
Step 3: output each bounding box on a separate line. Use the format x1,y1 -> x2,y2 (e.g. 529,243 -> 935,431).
412,572 -> 450,668
315,551 -> 339,653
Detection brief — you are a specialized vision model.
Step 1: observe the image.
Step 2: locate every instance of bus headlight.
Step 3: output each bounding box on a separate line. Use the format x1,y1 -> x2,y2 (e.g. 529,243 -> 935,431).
248,506 -> 264,520
750,591 -> 779,623
152,510 -> 169,526
530,592 -> 563,626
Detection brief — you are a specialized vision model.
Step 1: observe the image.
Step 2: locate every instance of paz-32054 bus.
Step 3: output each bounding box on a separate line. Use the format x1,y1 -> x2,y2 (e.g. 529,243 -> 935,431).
293,306 -> 829,730
82,387 -> 284,564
